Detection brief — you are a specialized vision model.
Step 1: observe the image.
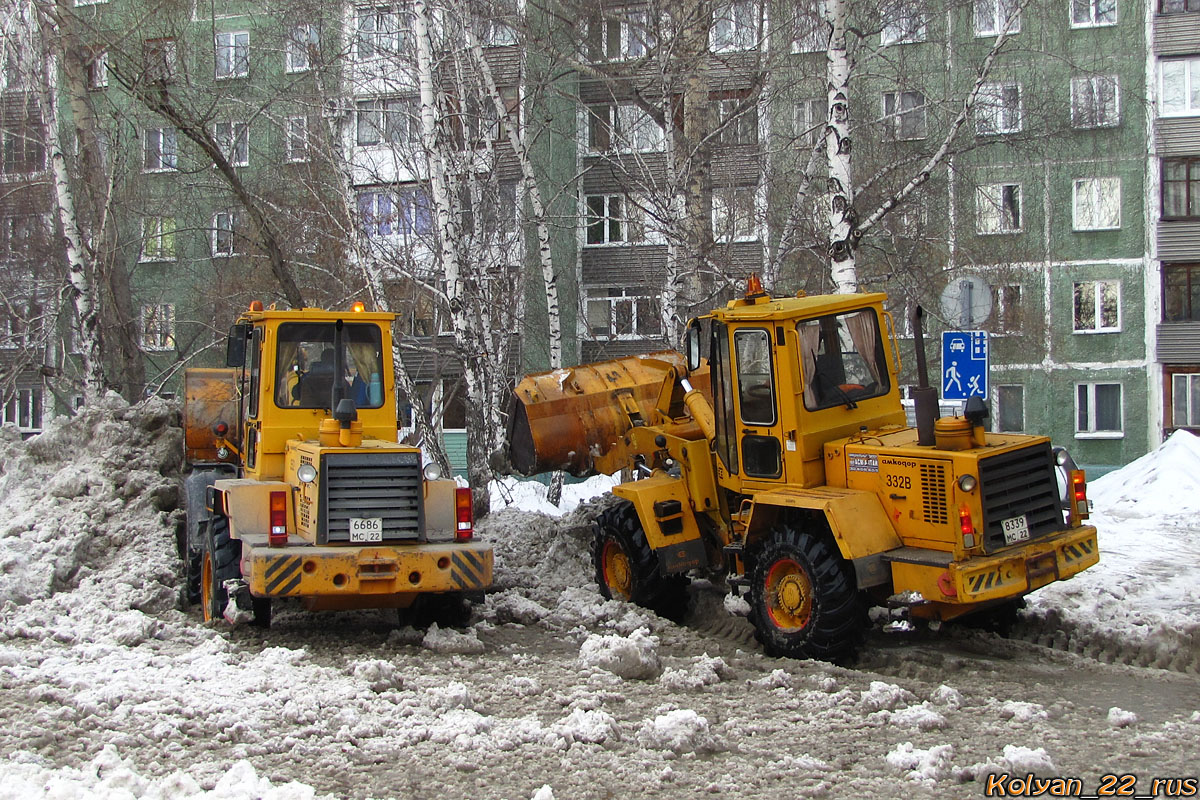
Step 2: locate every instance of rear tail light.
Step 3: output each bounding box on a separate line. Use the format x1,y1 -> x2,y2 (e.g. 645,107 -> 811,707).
959,504 -> 976,548
269,490 -> 288,546
455,487 -> 473,542
1070,470 -> 1089,522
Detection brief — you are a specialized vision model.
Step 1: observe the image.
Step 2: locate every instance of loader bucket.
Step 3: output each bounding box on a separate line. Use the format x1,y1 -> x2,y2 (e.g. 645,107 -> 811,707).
508,351 -> 691,477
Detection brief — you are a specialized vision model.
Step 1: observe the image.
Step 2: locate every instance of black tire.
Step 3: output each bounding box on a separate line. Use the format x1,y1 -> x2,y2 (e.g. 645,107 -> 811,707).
201,516 -> 270,627
962,597 -> 1026,637
183,545 -> 202,607
749,524 -> 865,663
591,500 -> 689,621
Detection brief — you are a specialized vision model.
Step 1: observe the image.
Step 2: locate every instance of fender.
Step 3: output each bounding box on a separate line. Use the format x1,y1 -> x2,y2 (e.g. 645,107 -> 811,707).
745,486 -> 902,588
612,473 -> 708,574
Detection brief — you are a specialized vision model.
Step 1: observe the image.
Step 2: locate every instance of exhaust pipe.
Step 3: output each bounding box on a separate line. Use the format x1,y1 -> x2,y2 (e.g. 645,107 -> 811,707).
910,306 -> 939,447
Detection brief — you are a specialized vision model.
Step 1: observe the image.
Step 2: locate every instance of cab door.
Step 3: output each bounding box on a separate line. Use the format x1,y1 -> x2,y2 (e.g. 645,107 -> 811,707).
732,327 -> 786,482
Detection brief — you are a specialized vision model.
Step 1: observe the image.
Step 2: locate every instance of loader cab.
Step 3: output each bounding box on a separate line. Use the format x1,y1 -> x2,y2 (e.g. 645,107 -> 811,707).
709,291 -> 904,491
227,308 -> 398,481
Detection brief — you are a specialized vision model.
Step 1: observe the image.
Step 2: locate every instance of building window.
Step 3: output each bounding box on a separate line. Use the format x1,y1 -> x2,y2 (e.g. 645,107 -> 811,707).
1161,57 -> 1200,116
1161,0 -> 1200,13
143,128 -> 177,171
0,214 -> 40,252
882,90 -> 926,140
286,116 -> 308,162
995,384 -> 1024,432
713,98 -> 758,145
992,284 -> 1022,332
1073,177 -> 1120,230
481,11 -> 518,47
711,0 -> 760,52
1163,157 -> 1200,219
713,186 -> 757,242
586,288 -> 661,339
215,31 -> 249,79
791,0 -> 824,52
356,97 -> 419,147
1,387 -> 42,432
215,121 -> 249,167
976,83 -> 1022,135
794,98 -> 824,148
356,6 -> 410,60
144,38 -> 177,82
286,24 -> 319,72
1073,279 -> 1120,332
588,9 -> 651,60
976,183 -> 1021,234
1172,373 -> 1200,429
212,211 -> 239,256
1071,0 -> 1116,27
481,87 -> 520,142
1163,263 -> 1200,321
141,216 -> 176,261
587,104 -> 662,153
1070,75 -> 1119,128
974,0 -> 1020,35
1076,382 -> 1122,435
141,304 -> 176,351
1,122 -> 45,175
357,186 -> 431,238
881,0 -> 926,44
87,50 -> 108,89
585,194 -> 644,245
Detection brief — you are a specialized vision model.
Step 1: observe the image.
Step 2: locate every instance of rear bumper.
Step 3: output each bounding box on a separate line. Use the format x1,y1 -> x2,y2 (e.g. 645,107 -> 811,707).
888,525 -> 1099,610
240,536 -> 493,598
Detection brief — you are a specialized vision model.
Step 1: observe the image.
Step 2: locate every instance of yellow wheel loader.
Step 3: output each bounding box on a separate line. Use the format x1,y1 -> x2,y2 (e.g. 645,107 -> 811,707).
181,303 -> 492,627
509,279 -> 1097,661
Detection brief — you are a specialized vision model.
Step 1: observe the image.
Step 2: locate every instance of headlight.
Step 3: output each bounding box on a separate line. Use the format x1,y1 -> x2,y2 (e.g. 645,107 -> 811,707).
297,463 -> 317,483
957,474 -> 977,492
423,462 -> 443,481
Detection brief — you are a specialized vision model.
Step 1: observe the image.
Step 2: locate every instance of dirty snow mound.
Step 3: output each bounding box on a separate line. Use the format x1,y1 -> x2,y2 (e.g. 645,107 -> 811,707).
884,742 -> 955,784
0,396 -> 184,645
422,623 -> 486,654
1090,430 -> 1200,518
0,745 -> 328,800
579,628 -> 662,679
635,709 -> 722,754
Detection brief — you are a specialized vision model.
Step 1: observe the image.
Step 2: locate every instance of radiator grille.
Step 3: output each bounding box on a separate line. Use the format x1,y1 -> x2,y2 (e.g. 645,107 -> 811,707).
921,463 -> 949,524
319,451 -> 424,544
979,443 -> 1065,553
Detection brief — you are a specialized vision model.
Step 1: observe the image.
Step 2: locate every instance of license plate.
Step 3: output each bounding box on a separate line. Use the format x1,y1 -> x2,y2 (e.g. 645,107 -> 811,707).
349,518 -> 383,543
1002,514 -> 1030,545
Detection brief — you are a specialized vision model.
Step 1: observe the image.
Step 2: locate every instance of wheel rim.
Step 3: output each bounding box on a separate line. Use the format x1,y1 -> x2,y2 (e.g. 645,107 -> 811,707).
601,539 -> 633,600
201,551 -> 215,622
764,558 -> 813,630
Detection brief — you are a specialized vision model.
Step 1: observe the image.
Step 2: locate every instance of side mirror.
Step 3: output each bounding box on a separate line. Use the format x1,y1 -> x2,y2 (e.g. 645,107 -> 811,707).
225,323 -> 250,367
684,318 -> 703,373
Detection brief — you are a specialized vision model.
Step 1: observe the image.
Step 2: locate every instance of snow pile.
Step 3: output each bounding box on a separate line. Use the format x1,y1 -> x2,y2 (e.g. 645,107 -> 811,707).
659,654 -> 731,691
885,742 -> 955,784
0,396 -> 183,645
635,709 -> 722,754
0,746 -> 328,800
489,475 -> 619,517
996,700 -> 1048,723
961,745 -> 1058,781
859,681 -> 917,712
548,708 -> 622,746
886,703 -> 948,731
579,628 -> 662,679
1107,707 -> 1138,728
1027,430 -> 1200,669
1089,430 -> 1200,518
422,623 -> 486,654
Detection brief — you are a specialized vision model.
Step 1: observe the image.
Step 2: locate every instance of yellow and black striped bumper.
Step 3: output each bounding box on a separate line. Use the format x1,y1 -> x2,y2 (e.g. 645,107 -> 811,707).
954,525 -> 1099,603
242,539 -> 493,598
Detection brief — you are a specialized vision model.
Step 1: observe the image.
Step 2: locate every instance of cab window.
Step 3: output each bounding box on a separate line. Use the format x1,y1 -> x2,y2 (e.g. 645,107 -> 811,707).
797,309 -> 889,411
735,328 -> 776,425
274,323 -> 385,409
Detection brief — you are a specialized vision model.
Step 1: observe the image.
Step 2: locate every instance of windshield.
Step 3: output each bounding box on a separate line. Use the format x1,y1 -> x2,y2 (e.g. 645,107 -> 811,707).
274,322 -> 385,410
797,309 -> 889,411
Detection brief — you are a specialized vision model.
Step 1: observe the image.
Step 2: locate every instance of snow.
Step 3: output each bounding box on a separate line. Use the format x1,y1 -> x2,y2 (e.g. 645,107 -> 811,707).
0,400 -> 1196,798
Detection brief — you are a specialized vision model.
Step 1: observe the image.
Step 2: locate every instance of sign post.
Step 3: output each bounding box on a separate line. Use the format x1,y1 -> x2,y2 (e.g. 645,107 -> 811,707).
941,331 -> 988,401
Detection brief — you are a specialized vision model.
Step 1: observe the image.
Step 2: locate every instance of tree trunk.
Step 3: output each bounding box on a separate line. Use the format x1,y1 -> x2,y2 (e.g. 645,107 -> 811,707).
32,1 -> 106,403
413,0 -> 492,516
824,0 -> 856,294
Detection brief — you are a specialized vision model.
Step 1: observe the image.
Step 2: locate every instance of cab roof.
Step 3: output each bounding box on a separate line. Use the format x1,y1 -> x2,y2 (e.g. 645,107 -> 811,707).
711,291 -> 888,323
237,308 -> 397,325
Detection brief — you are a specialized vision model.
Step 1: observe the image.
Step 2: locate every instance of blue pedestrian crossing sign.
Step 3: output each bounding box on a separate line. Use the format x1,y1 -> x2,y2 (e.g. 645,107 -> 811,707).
941,331 -> 988,401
